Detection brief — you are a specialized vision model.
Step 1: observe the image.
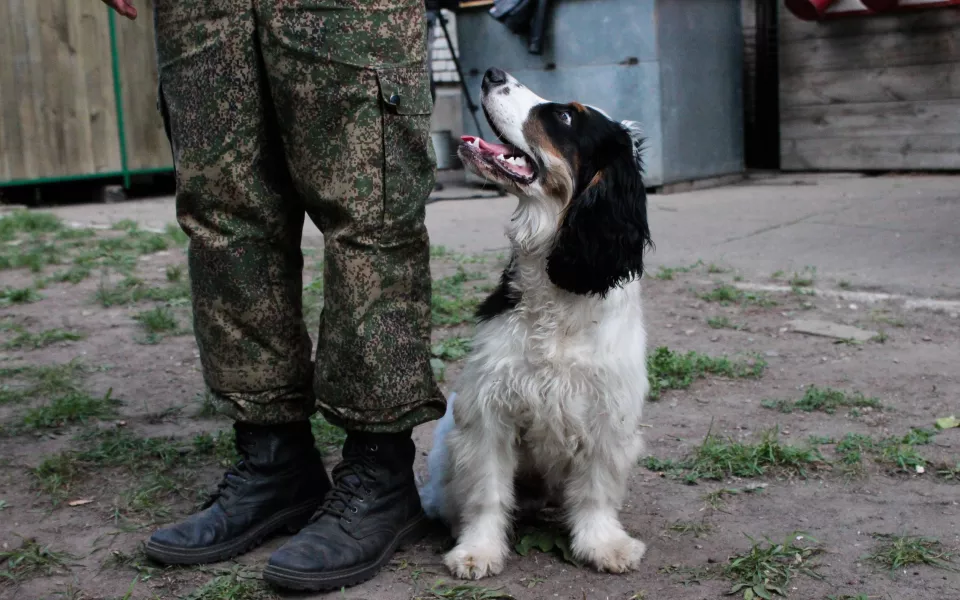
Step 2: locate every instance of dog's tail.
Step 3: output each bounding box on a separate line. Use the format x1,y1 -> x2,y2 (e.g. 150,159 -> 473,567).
417,391 -> 456,523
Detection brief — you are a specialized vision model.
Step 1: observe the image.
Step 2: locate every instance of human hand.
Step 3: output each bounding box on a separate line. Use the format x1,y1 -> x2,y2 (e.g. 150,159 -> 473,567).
101,0 -> 137,20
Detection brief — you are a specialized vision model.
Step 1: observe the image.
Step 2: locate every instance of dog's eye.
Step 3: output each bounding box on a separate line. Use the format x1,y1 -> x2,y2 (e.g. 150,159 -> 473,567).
557,110 -> 572,126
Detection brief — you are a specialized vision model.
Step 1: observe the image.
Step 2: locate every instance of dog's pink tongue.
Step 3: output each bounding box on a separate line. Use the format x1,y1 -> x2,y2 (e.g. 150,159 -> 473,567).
461,135 -> 513,156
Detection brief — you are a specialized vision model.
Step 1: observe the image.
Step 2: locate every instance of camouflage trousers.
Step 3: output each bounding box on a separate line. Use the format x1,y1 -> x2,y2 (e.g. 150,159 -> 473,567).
154,0 -> 446,431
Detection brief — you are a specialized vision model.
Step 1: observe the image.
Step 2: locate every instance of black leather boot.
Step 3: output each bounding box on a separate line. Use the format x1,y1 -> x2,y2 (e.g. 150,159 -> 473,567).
144,421 -> 331,565
262,430 -> 429,591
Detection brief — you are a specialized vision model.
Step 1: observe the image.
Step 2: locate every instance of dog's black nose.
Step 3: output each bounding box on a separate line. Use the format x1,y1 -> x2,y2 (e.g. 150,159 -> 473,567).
482,67 -> 508,92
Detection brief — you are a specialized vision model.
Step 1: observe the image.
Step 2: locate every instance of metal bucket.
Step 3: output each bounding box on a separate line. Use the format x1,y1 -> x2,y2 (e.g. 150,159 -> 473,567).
431,130 -> 459,170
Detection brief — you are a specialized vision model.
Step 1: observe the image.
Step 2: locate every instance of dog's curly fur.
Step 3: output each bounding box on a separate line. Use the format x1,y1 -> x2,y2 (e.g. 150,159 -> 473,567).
419,68 -> 653,580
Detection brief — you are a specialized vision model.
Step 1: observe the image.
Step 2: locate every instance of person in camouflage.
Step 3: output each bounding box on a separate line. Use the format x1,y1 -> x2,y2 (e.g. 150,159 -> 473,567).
101,0 -> 445,591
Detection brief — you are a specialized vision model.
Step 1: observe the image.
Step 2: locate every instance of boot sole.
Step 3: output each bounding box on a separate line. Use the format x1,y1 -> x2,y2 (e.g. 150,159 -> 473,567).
143,499 -> 319,566
261,512 -> 430,591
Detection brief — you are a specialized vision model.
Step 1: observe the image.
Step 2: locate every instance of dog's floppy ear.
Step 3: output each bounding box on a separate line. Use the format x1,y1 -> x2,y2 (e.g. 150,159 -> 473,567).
546,120 -> 652,297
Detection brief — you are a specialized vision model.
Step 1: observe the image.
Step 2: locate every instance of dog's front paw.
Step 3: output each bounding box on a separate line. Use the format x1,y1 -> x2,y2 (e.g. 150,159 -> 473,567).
580,534 -> 647,574
444,542 -> 506,580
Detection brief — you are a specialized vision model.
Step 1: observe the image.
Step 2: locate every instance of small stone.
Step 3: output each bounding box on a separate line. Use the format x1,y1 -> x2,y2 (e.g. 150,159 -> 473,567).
849,303 -> 858,310
710,336 -> 720,342
764,351 -> 779,357
922,336 -> 932,341
684,329 -> 695,336
787,319 -> 877,342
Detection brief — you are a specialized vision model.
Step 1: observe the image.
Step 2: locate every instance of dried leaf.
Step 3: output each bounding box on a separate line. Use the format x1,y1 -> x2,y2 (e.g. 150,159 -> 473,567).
935,416 -> 959,430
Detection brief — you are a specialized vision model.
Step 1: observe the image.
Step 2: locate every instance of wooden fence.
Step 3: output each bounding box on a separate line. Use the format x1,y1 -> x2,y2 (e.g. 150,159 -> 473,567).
779,6 -> 960,171
0,0 -> 171,189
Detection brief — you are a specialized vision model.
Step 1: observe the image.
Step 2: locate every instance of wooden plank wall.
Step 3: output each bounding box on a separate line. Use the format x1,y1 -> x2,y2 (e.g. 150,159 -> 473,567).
0,0 -> 122,183
116,0 -> 172,171
779,7 -> 960,170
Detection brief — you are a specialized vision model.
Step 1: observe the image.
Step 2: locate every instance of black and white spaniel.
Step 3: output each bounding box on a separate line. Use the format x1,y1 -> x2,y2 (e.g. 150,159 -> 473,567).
419,67 -> 653,579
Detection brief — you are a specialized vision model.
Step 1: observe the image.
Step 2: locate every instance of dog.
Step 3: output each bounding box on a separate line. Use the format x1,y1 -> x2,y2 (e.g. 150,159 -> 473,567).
418,67 -> 653,580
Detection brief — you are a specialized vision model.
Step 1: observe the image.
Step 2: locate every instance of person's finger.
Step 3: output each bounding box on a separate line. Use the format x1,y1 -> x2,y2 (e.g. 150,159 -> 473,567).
109,0 -> 137,19
121,1 -> 138,19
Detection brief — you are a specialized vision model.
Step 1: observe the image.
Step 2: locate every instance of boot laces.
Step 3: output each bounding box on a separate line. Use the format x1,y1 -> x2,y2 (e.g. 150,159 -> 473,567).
203,459 -> 253,508
313,444 -> 380,523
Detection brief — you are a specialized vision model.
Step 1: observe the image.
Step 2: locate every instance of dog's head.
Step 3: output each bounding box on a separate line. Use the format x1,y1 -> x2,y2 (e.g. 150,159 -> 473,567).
458,68 -> 652,297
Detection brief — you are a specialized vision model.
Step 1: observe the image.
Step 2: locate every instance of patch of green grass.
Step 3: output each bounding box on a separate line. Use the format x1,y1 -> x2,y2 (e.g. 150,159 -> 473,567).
133,306 -> 179,343
866,534 -> 956,573
514,524 -> 579,566
700,284 -> 740,303
0,211 -> 63,240
655,266 -> 679,280
877,430 -> 932,472
49,264 -> 92,285
165,264 -> 184,282
665,519 -> 713,537
707,316 -> 744,330
21,388 -> 119,430
654,260 -> 705,280
431,357 -> 447,383
182,568 -> 276,600
833,433 -> 875,469
0,286 -> 42,306
0,537 -> 72,584
3,327 -> 84,350
165,223 -> 189,245
2,215 -> 185,288
96,275 -> 191,307
34,428 -> 225,506
430,246 -> 491,265
701,485 -> 766,510
302,274 -> 325,329
192,429 -> 240,467
432,336 -> 472,361
311,414 -> 346,450
0,238 -> 68,272
415,580 -> 515,600
644,428 -> 824,484
870,310 -> 906,328
432,267 -> 487,326
195,391 -> 219,418
707,263 -> 727,274
723,532 -> 824,599
761,385 -> 882,415
0,360 -> 88,405
101,546 -> 156,577
937,462 -> 960,482
647,346 -> 766,400
837,280 -> 852,290
830,429 -> 936,474
700,284 -> 776,308
111,220 -> 139,232
789,266 -> 817,288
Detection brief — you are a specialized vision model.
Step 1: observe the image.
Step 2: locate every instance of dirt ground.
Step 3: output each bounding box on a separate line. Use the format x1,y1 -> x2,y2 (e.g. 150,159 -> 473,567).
1,208 -> 958,600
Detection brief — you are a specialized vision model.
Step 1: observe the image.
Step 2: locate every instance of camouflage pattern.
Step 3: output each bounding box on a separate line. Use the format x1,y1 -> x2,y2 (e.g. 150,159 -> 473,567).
154,0 -> 446,431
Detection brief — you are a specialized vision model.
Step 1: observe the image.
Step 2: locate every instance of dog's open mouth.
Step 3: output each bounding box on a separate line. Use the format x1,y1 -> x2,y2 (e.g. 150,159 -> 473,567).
460,135 -> 537,183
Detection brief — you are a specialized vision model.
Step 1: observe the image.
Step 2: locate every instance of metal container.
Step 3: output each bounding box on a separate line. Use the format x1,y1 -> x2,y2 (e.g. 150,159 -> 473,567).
431,130 -> 460,170
455,0 -> 745,187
